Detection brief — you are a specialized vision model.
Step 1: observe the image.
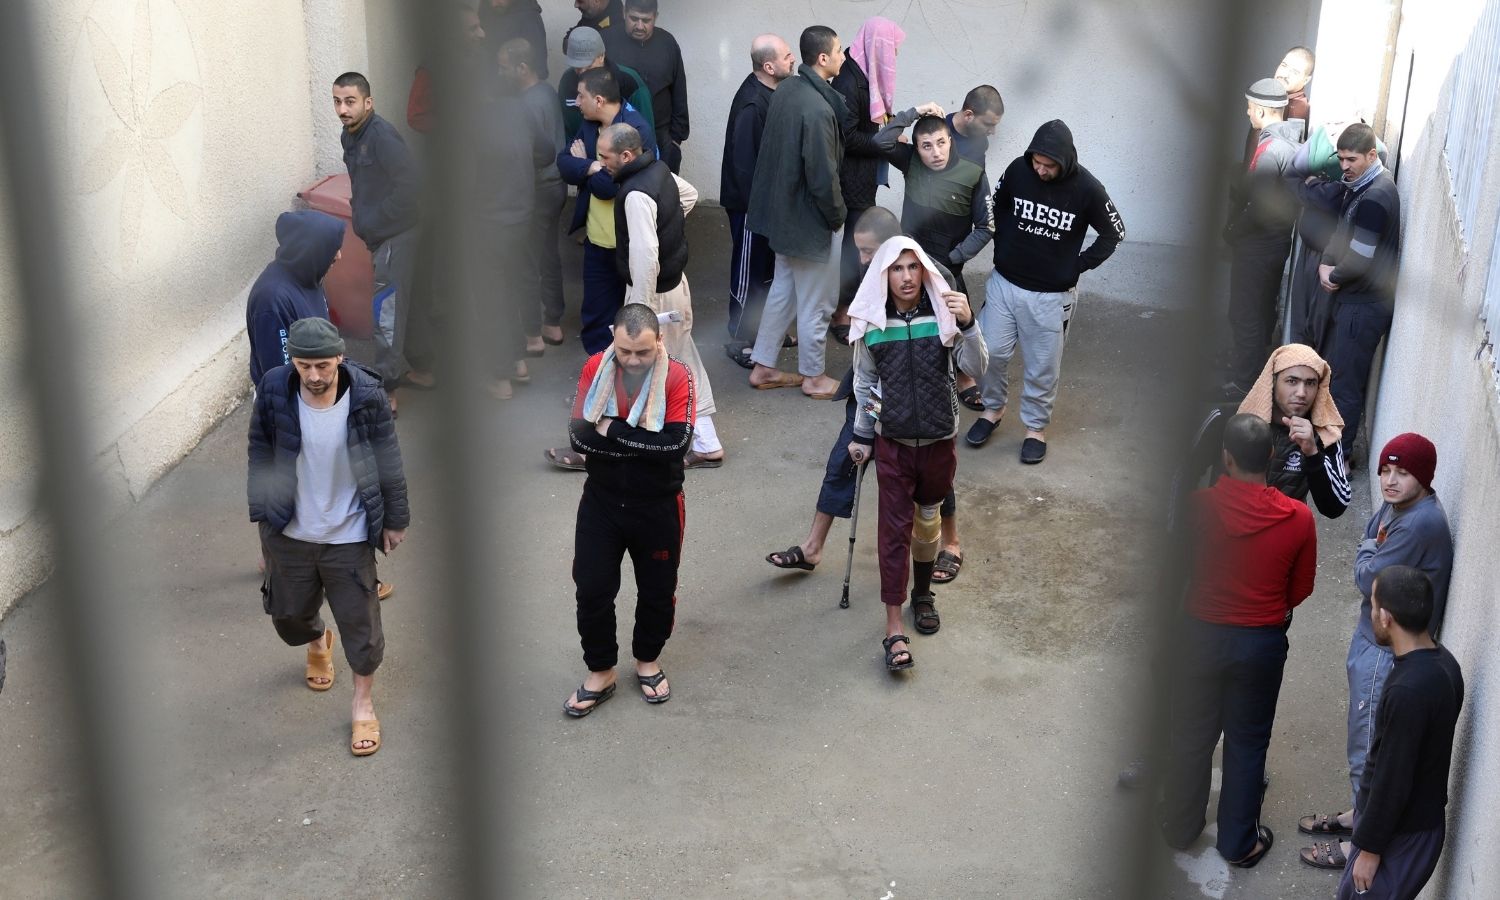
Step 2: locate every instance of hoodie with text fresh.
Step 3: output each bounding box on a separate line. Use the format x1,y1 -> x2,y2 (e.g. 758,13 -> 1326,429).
991,120 -> 1125,293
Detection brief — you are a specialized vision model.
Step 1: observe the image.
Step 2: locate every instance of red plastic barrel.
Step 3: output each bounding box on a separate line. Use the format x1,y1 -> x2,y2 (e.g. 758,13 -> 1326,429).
298,174 -> 374,338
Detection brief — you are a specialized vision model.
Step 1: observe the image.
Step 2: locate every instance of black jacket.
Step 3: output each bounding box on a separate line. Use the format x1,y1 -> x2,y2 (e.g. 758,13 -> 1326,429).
609,27 -> 689,144
340,112 -> 422,249
614,151 -> 687,292
747,66 -> 847,261
719,74 -> 773,211
479,0 -> 548,79
249,361 -> 410,548
1323,168 -> 1401,305
1225,119 -> 1302,248
246,211 -> 344,385
991,120 -> 1125,293
851,290 -> 988,445
564,0 -> 626,53
1171,403 -> 1351,532
831,57 -> 883,211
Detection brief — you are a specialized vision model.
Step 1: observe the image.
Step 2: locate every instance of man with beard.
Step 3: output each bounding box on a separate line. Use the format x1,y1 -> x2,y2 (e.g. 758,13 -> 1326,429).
334,72 -> 424,414
967,119 -> 1125,463
561,304 -> 694,715
250,318 -> 409,756
1317,124 -> 1402,457
847,237 -> 987,670
609,0 -> 689,173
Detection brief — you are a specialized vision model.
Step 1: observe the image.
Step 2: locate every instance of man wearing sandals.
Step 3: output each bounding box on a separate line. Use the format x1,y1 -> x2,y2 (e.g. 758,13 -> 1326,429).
250,318 -> 409,757
847,237 -> 986,670
1323,566 -> 1462,900
1297,433 -> 1452,873
765,208 -> 966,584
1159,414 -> 1316,867
562,304 -> 692,715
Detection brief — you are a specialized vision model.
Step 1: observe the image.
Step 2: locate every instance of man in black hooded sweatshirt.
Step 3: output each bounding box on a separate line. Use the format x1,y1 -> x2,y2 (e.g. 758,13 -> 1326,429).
967,119 -> 1125,464
247,210 -> 346,387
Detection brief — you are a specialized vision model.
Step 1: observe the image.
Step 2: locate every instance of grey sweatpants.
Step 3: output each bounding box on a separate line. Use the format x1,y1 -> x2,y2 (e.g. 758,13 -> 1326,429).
977,269 -> 1077,432
749,230 -> 842,377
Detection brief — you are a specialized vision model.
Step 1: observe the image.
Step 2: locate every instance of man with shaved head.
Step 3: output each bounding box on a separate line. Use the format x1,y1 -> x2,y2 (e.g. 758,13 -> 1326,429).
721,33 -> 796,367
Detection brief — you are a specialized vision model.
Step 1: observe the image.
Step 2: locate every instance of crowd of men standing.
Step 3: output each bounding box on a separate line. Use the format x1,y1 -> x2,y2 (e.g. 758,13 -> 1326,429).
234,8 -> 1466,898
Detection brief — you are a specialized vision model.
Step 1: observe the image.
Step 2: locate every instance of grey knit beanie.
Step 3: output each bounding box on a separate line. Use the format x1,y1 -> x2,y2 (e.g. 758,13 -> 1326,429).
286,317 -> 345,359
1246,78 -> 1289,108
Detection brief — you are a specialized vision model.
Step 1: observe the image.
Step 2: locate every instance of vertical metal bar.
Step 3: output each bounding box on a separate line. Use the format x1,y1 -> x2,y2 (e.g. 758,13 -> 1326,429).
0,2 -> 158,897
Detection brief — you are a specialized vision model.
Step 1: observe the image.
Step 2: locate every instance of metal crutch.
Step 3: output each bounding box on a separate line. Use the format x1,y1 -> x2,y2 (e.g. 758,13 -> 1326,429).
839,457 -> 868,609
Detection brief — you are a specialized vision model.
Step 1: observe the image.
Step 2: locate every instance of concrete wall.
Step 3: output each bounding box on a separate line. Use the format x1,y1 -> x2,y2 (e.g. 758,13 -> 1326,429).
531,0 -> 1317,247
1348,0 -> 1500,895
0,0 -> 344,618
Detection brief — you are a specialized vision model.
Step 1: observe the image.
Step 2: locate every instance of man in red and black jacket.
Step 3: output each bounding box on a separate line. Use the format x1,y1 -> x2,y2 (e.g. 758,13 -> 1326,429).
1160,414 -> 1317,868
561,304 -> 694,717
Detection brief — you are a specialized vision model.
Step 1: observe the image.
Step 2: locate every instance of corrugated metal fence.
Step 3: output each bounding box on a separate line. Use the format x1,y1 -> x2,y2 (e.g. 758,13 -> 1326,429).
1445,0 -> 1500,383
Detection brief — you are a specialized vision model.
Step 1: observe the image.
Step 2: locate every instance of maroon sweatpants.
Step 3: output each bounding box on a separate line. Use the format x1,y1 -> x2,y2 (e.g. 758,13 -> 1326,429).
874,436 -> 958,606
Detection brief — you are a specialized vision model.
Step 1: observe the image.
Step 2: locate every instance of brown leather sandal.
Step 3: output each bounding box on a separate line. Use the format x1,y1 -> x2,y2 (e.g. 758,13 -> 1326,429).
305,629 -> 335,691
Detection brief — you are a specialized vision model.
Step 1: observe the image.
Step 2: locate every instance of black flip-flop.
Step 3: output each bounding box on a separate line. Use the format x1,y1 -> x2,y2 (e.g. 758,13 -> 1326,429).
563,681 -> 616,718
542,334 -> 565,346
766,546 -> 815,571
638,670 -> 671,704
957,386 -> 984,411
966,417 -> 998,447
931,550 -> 963,584
883,634 -> 915,671
1229,825 -> 1274,869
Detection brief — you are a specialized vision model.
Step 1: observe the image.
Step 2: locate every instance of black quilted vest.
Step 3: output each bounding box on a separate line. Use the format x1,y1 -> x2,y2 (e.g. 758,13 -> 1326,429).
614,152 -> 688,292
864,293 -> 958,442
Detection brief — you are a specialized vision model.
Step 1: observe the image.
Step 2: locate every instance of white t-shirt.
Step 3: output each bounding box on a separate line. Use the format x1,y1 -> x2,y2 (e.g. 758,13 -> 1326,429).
283,387 -> 368,545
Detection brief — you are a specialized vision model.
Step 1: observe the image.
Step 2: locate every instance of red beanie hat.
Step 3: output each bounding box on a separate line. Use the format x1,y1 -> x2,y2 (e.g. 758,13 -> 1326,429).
1378,433 -> 1437,490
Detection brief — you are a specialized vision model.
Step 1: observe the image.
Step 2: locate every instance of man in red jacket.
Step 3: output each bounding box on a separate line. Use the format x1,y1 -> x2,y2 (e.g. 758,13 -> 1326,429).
1159,413 -> 1317,867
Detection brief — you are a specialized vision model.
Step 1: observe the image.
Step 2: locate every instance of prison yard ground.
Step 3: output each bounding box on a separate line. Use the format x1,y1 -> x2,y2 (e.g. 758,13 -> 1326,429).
0,217 -> 1369,897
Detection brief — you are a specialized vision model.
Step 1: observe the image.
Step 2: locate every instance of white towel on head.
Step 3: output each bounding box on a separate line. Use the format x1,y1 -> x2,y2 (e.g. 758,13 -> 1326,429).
846,236 -> 960,346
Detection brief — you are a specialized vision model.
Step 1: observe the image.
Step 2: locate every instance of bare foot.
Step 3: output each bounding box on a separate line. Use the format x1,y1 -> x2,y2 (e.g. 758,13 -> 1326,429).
980,407 -> 1006,424
487,379 -> 513,401
525,335 -> 545,355
404,370 -> 436,389
541,324 -> 564,344
802,374 -> 841,397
